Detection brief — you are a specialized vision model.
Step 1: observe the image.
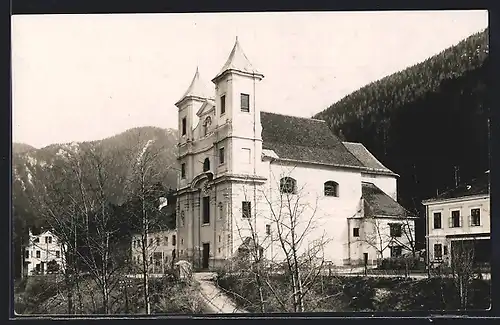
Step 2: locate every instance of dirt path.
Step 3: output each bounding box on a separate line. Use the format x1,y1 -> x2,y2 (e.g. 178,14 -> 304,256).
193,272 -> 248,313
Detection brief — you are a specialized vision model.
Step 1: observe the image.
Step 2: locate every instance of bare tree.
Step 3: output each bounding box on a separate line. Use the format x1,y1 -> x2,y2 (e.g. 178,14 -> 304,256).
122,132 -> 174,315
260,168 -> 331,312
450,240 -> 476,309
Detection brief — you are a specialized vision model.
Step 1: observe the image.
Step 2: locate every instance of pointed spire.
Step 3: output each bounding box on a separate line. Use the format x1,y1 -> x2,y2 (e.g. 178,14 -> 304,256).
212,37 -> 263,82
175,67 -> 212,107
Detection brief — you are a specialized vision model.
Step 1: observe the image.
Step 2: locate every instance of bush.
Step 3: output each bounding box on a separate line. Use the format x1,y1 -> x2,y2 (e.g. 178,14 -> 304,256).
378,257 -> 423,270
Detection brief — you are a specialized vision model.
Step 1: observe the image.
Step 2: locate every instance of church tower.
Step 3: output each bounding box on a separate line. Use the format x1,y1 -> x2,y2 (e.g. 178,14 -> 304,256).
211,37 -> 265,176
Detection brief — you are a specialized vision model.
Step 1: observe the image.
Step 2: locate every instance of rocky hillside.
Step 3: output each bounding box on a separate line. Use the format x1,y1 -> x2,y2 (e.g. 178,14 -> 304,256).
12,126 -> 179,227
314,29 -> 489,246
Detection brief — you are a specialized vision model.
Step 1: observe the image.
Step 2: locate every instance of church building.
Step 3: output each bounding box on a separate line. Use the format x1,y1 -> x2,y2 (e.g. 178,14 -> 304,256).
175,38 -> 416,270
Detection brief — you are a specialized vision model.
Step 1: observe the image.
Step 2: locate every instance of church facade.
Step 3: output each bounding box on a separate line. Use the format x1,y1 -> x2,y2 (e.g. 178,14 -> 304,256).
175,39 -> 416,270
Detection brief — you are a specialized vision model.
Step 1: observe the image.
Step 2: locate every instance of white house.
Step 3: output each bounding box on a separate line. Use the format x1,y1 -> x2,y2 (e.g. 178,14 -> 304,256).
24,229 -> 66,276
423,170 -> 490,268
130,197 -> 178,273
174,38 -> 415,270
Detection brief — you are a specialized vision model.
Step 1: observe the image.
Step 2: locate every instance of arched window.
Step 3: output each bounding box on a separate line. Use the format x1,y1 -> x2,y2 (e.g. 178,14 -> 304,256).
203,158 -> 210,172
324,181 -> 339,197
280,177 -> 297,194
203,116 -> 212,136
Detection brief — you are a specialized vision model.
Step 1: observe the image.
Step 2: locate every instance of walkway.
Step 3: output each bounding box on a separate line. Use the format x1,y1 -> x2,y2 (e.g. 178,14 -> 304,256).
193,272 -> 248,314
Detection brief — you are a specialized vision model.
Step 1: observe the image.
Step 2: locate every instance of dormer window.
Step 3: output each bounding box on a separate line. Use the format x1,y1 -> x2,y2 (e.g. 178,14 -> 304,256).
324,181 -> 339,197
203,158 -> 210,172
220,95 -> 226,115
182,117 -> 187,136
241,93 -> 250,112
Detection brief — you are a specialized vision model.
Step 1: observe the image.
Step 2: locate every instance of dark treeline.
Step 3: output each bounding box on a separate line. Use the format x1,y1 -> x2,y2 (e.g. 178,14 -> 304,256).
314,29 -> 489,247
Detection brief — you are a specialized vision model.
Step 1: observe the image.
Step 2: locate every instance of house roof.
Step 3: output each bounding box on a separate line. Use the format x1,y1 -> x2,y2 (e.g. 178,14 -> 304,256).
362,182 -> 411,217
176,67 -> 212,106
424,171 -> 490,203
260,111 -> 364,168
212,38 -> 263,82
343,142 -> 394,174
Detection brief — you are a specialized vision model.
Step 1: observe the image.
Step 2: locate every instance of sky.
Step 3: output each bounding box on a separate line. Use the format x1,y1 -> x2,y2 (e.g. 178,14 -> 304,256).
12,11 -> 488,149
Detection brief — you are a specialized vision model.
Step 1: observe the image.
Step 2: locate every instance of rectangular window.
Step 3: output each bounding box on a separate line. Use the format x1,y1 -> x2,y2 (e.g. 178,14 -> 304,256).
220,95 -> 226,115
25,250 -> 29,259
34,237 -> 39,243
389,223 -> 402,237
219,147 -> 225,165
242,201 -> 251,218
45,236 -> 52,244
433,212 -> 442,229
390,246 -> 402,258
181,163 -> 186,179
56,251 -> 60,258
172,235 -> 176,246
451,210 -> 461,228
182,117 -> 187,136
434,244 -> 443,259
241,93 -> 250,112
218,235 -> 221,243
181,238 -> 184,245
156,237 -> 160,246
266,224 -> 271,236
242,148 -> 251,164
203,196 -> 210,224
443,245 -> 448,255
353,227 -> 360,237
36,250 -> 40,258
471,208 -> 481,226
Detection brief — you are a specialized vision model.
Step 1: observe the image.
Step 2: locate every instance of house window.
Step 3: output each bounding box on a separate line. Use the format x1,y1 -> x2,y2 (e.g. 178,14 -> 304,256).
45,236 -> 52,244
324,181 -> 339,197
156,237 -> 160,246
280,177 -> 297,194
182,117 -> 187,136
181,163 -> 186,179
218,235 -> 221,243
443,245 -> 448,255
451,210 -> 461,228
353,228 -> 360,237
181,238 -> 184,245
219,148 -> 225,165
172,235 -> 176,246
433,212 -> 442,229
36,250 -> 40,258
56,251 -> 60,258
242,201 -> 251,218
471,208 -> 481,226
34,237 -> 39,243
203,196 -> 210,224
149,238 -> 153,246
25,250 -> 29,259
434,244 -> 443,259
220,95 -> 226,115
266,224 -> 271,236
203,158 -> 210,172
390,246 -> 402,258
241,93 -> 250,112
389,223 -> 402,237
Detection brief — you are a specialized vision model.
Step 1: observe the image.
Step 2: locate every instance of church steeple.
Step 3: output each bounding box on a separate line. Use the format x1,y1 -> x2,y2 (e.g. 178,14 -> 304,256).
176,67 -> 212,107
212,37 -> 264,83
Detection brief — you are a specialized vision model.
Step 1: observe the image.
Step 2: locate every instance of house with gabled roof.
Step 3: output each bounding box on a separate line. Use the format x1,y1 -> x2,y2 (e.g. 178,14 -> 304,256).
174,38 -> 415,269
422,170 -> 490,268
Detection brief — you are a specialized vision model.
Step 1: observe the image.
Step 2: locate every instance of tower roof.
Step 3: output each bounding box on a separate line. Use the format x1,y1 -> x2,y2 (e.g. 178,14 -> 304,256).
175,67 -> 212,107
212,37 -> 263,82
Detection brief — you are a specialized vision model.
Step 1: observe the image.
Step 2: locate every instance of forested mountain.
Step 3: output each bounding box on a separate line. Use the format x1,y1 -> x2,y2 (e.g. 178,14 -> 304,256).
315,29 -> 489,247
13,143 -> 36,155
12,126 -> 179,278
